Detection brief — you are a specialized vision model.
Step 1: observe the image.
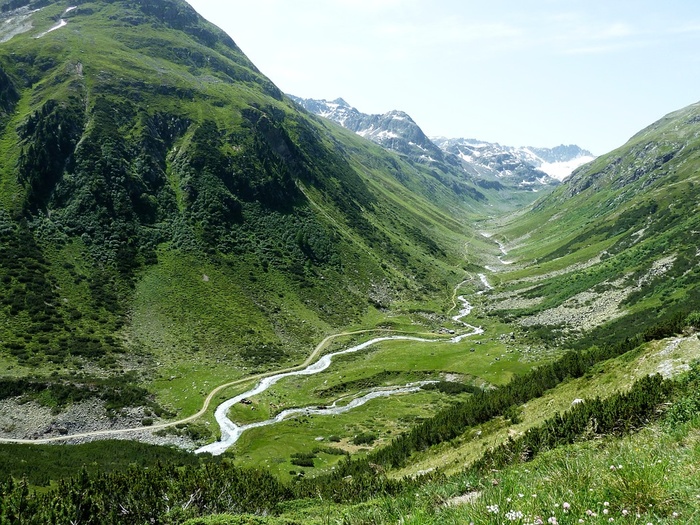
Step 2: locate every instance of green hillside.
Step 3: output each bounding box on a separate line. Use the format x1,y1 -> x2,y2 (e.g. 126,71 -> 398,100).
488,101 -> 700,348
0,0 -> 494,421
2,1 -> 700,524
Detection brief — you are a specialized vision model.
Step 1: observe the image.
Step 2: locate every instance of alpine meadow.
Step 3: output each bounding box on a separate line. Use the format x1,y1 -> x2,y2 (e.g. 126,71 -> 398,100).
1,1 -> 700,524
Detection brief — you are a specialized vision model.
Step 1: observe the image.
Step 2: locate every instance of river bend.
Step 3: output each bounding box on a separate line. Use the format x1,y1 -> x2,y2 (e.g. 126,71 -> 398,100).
196,296 -> 482,455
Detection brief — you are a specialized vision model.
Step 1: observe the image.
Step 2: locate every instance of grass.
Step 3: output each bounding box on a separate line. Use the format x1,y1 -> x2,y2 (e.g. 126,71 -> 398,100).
422,421 -> 700,525
388,335 -> 700,479
231,389 -> 457,481
1,1 -> 512,463
263,352 -> 700,524
216,303 -> 551,475
2,4 -> 700,525
485,102 -> 700,348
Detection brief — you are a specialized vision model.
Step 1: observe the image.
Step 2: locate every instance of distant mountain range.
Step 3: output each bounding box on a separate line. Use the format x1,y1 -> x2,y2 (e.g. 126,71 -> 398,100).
432,138 -> 595,182
288,96 -> 448,164
289,96 -> 595,185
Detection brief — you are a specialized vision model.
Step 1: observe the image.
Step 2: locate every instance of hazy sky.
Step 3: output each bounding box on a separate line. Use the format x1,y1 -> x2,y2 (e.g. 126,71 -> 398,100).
185,0 -> 700,155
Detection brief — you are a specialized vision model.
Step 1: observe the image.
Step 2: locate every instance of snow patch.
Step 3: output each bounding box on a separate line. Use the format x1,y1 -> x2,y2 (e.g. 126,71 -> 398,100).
36,18 -> 67,38
537,156 -> 596,181
375,130 -> 400,140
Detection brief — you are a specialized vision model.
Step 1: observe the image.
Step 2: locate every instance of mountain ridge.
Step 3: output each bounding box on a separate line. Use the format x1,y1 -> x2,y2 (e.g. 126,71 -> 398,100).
290,95 -> 594,185
288,94 -> 449,165
0,0 -> 482,435
491,98 -> 700,350
432,137 -> 595,182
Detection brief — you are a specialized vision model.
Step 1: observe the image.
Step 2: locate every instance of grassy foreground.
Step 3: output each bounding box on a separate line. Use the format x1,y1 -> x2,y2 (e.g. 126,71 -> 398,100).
267,343 -> 700,524
291,416 -> 700,524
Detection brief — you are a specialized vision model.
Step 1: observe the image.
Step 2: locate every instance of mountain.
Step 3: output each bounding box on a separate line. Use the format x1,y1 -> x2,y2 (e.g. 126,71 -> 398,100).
490,100 -> 700,348
291,96 -> 593,195
291,95 -> 577,213
527,144 -> 596,180
2,1 -> 700,523
0,0 -> 487,431
288,95 -> 449,165
432,137 -> 595,182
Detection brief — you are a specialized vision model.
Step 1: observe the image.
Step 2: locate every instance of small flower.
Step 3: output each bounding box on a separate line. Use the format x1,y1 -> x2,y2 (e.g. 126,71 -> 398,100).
673,512 -> 679,518
586,510 -> 594,516
579,520 -> 584,524
563,502 -> 571,512
547,517 -> 559,525
532,494 -> 538,498
604,501 -> 610,507
487,504 -> 500,514
519,493 -> 525,498
609,519 -> 614,523
507,497 -> 512,503
506,509 -> 524,521
603,509 -> 609,515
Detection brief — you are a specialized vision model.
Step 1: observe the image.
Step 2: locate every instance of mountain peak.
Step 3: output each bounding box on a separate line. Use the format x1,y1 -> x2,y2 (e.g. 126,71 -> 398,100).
291,95 -> 577,188
290,95 -> 445,163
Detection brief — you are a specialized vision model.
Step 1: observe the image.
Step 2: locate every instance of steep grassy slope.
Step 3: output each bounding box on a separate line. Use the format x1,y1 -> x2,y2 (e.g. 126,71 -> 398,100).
489,101 -> 700,347
0,0 -> 485,422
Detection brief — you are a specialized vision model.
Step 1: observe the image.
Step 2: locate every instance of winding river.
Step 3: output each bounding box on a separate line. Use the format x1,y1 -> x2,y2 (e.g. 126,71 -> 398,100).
195,295 -> 483,455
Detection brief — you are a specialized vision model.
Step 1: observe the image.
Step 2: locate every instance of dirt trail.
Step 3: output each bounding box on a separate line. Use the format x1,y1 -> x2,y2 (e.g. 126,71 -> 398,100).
0,328 -> 398,445
0,272 -> 485,446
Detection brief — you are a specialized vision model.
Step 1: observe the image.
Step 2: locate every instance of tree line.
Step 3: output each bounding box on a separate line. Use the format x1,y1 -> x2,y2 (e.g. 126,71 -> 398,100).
294,312 -> 697,501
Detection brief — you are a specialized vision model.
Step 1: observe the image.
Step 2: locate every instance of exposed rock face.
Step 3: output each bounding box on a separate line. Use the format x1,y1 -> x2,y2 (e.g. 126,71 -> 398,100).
433,137 -> 594,183
291,96 -> 592,189
289,96 -> 449,164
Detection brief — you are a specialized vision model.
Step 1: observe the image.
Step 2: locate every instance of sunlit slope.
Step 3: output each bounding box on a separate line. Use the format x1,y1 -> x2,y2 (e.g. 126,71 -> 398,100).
492,101 -> 700,346
0,0 -> 481,414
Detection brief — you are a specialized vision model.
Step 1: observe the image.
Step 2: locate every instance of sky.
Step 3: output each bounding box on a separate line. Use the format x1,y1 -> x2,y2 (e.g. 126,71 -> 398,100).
185,0 -> 700,155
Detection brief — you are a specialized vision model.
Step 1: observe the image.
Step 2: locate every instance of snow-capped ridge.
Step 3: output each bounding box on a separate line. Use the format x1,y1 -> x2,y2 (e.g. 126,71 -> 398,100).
289,94 -> 593,185
289,94 -> 445,163
432,138 -> 594,182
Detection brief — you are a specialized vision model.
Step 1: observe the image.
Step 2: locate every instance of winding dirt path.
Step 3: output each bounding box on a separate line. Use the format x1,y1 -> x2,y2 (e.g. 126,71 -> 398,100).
0,273 -> 484,447
0,329 -> 440,445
